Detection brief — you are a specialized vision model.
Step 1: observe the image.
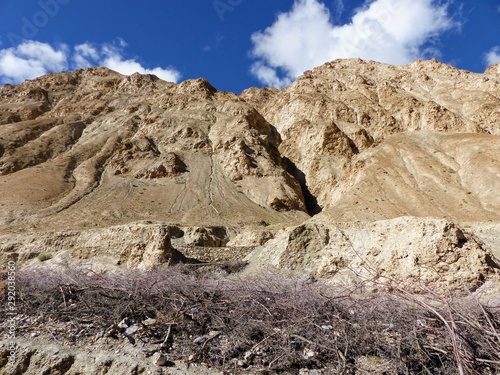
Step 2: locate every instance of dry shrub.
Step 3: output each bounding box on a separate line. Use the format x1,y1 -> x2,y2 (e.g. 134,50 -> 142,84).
3,264 -> 500,374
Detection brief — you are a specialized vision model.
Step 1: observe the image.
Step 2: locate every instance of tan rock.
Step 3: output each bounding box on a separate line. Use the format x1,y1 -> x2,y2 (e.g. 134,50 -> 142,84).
245,217 -> 499,291
183,226 -> 230,247
242,58 -> 500,215
1,337 -> 221,375
227,228 -> 275,247
0,222 -> 183,271
322,131 -> 500,223
0,68 -> 308,234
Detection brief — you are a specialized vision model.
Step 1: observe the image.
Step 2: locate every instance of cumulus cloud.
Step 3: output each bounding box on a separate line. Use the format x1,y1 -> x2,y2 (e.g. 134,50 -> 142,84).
250,0 -> 456,87
251,61 -> 293,88
485,46 -> 500,66
0,40 -> 181,84
0,41 -> 67,83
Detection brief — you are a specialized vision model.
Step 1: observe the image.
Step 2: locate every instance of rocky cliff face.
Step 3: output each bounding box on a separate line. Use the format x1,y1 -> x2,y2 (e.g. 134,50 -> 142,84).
241,58 -> 500,218
0,59 -> 499,292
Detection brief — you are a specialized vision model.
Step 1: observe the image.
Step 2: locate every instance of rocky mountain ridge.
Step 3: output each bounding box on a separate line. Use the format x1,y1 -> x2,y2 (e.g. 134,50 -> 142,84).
0,58 -> 499,292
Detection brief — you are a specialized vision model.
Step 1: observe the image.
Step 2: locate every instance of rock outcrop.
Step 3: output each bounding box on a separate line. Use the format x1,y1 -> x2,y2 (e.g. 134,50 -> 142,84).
245,217 -> 499,291
0,222 -> 183,270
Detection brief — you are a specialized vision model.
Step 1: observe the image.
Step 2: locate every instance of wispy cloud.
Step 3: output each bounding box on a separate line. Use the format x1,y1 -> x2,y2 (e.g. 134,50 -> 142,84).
202,35 -> 225,53
250,0 -> 457,88
485,46 -> 500,67
0,40 -> 181,84
331,0 -> 345,22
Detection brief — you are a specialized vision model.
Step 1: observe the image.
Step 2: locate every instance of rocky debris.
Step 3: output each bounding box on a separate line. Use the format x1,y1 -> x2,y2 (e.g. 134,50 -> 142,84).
134,153 -> 187,179
178,246 -> 252,265
151,352 -> 171,367
0,337 -> 218,375
110,137 -> 187,179
245,216 -> 500,291
227,228 -> 275,246
0,221 -> 256,270
183,226 -> 230,247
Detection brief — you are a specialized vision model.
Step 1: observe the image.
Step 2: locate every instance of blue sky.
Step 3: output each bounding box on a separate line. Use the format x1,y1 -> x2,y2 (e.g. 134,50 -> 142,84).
0,0 -> 499,92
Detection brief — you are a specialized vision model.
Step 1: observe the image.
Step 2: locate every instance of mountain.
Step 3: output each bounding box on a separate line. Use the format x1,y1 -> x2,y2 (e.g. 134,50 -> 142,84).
0,69 -> 308,232
0,58 -> 499,292
242,58 -> 500,221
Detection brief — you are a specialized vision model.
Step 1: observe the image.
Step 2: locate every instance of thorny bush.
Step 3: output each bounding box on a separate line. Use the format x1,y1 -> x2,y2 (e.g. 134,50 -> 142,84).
3,264 -> 500,374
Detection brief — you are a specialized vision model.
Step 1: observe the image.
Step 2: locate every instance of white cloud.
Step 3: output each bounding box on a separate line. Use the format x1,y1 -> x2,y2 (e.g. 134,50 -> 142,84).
250,0 -> 456,87
485,46 -> 500,66
250,62 -> 292,88
0,41 -> 67,83
73,43 -> 100,67
77,42 -> 181,82
0,40 -> 181,84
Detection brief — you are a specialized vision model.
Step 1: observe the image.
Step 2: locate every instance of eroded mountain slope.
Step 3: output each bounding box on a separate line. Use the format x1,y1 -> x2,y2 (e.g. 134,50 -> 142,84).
0,68 -> 308,233
242,58 -> 500,218
0,59 -> 499,292
324,131 -> 500,222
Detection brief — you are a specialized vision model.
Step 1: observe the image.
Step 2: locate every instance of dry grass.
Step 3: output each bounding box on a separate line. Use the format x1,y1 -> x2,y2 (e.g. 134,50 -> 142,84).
4,264 -> 500,374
